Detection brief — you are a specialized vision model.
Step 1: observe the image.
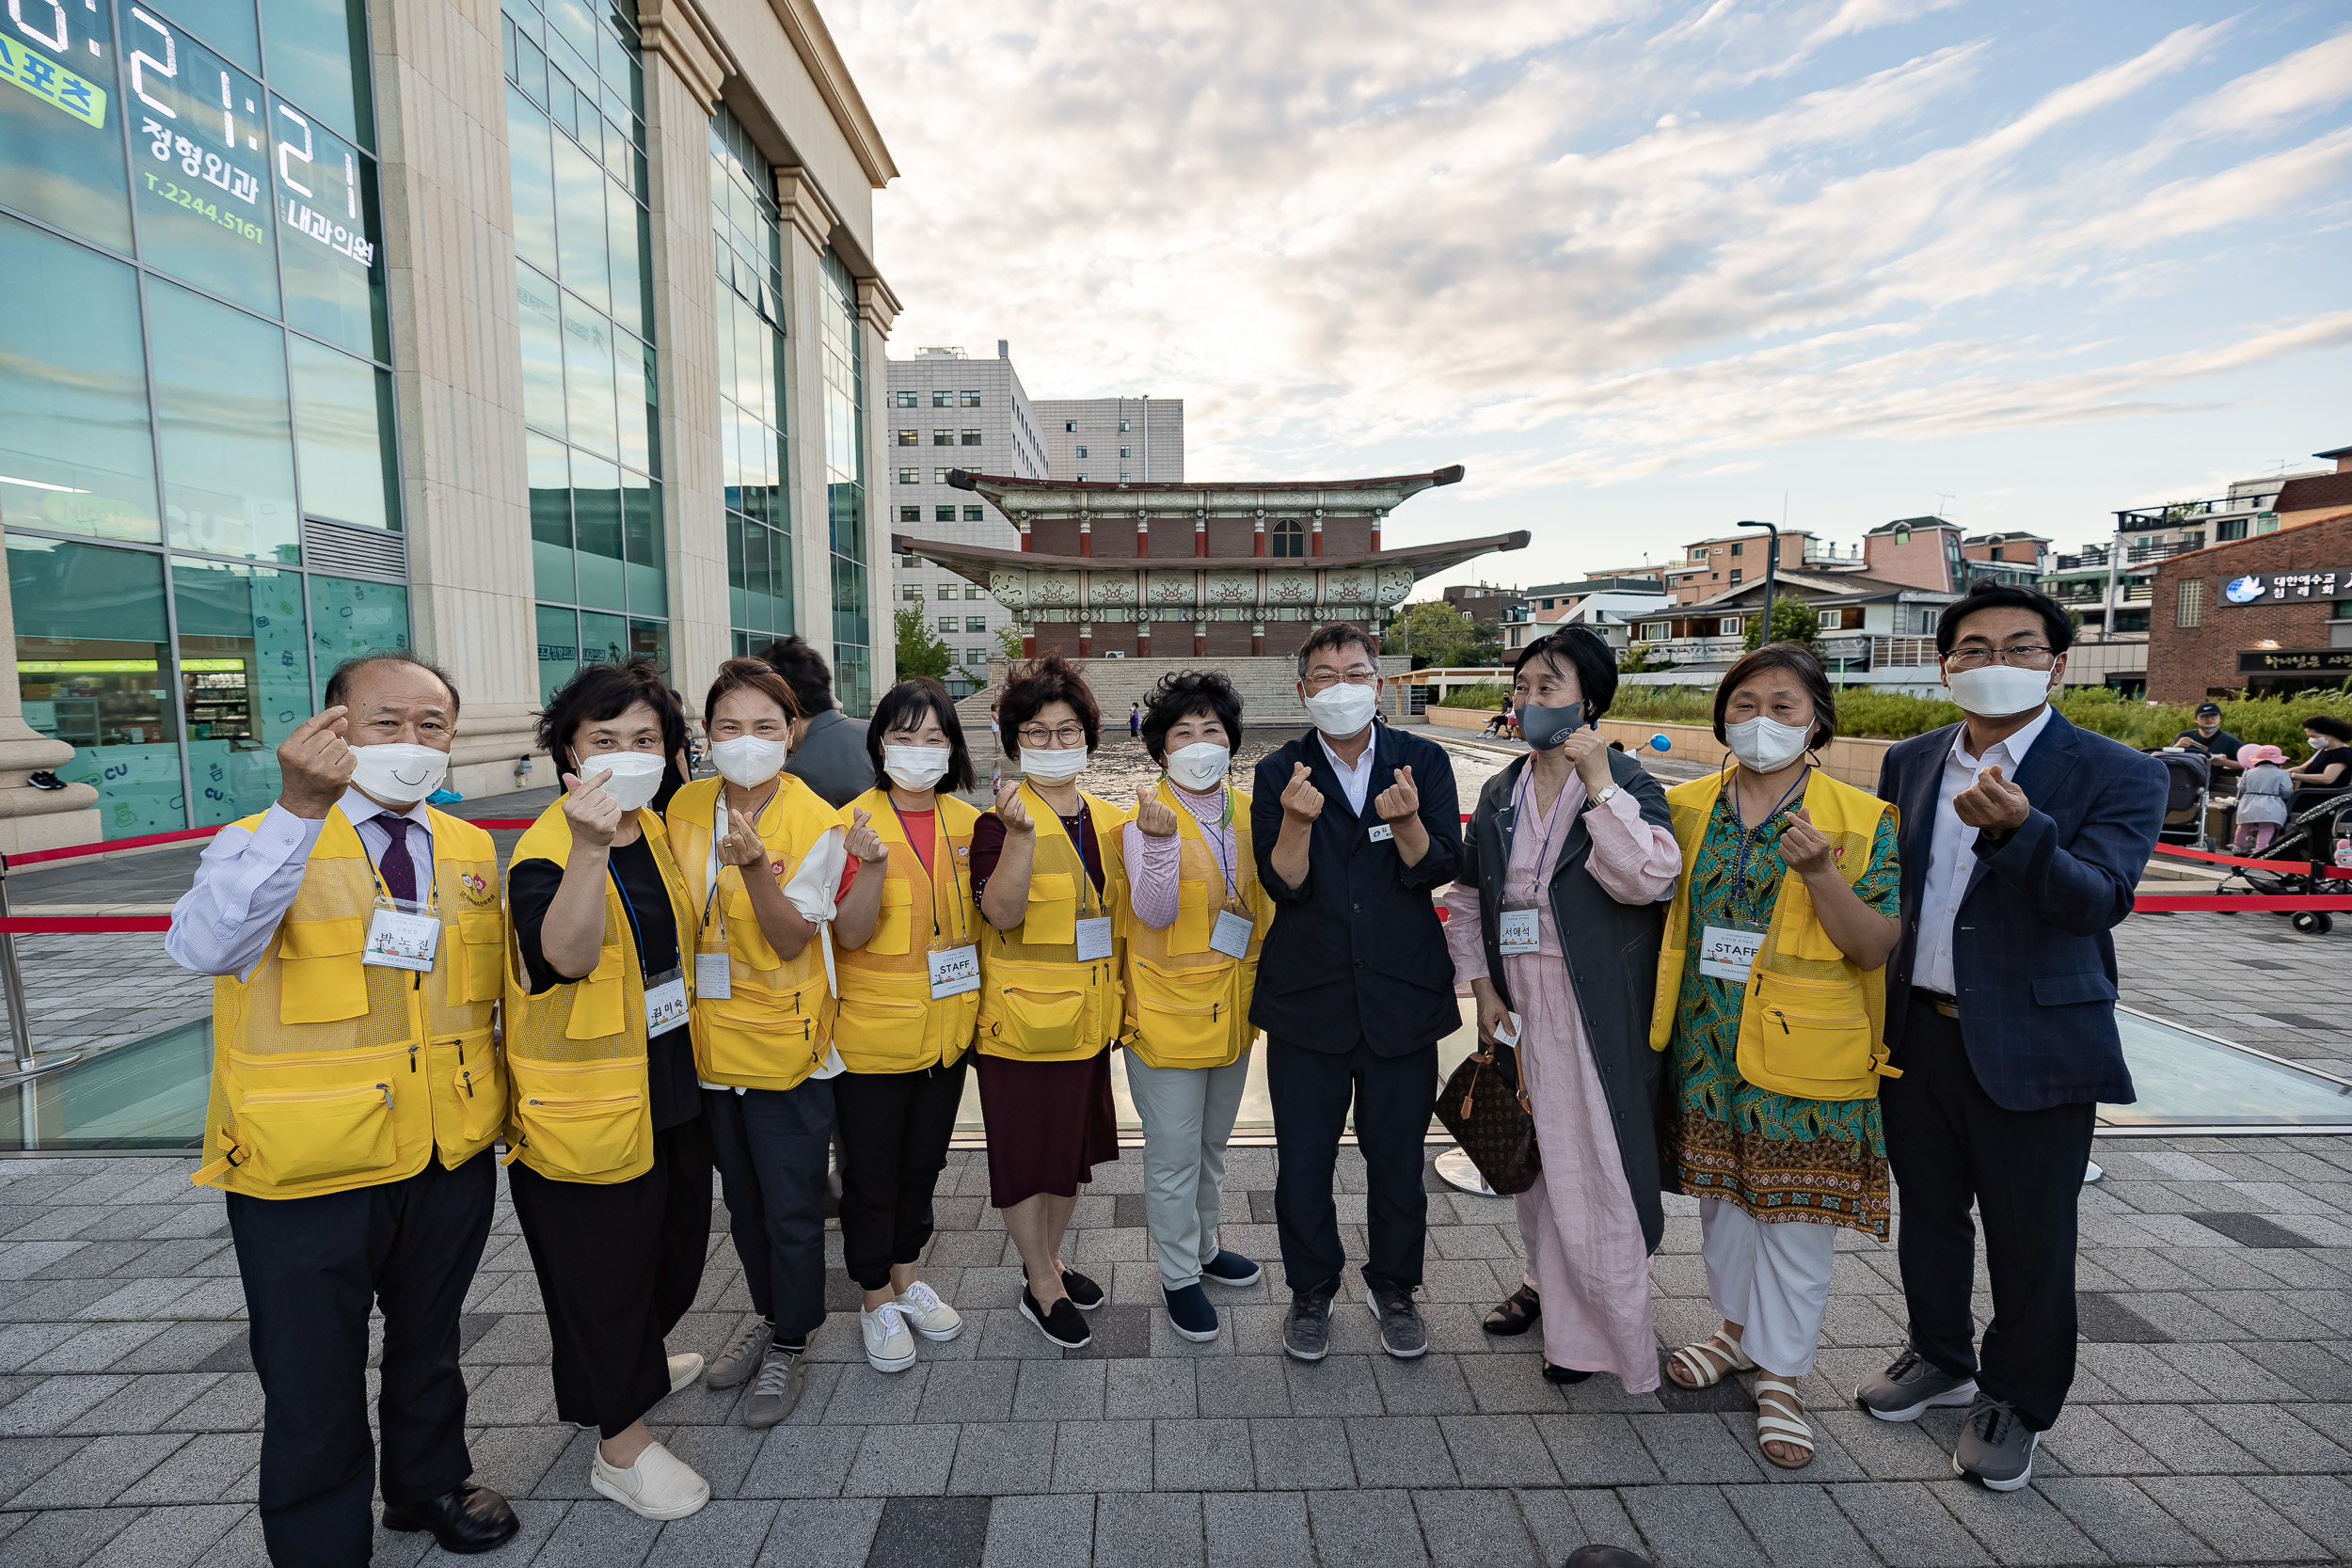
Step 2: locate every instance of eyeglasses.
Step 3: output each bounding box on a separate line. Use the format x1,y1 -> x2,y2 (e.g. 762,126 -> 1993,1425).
1017,724 -> 1087,747
1945,645 -> 2054,672
1302,669 -> 1379,691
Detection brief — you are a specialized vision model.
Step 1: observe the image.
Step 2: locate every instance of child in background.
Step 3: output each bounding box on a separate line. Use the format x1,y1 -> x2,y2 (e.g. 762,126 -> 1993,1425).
2233,744 -> 2293,854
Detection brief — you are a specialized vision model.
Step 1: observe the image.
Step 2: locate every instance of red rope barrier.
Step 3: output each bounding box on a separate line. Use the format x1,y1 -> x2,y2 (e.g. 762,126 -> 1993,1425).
0,916 -> 174,933
2134,894 -> 2352,912
6,825 -> 224,865
2148,843 -> 2352,877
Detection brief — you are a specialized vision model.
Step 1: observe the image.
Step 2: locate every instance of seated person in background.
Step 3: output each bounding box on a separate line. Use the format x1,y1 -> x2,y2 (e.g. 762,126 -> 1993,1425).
2171,703 -> 2243,786
2233,746 -> 2293,855
2287,715 -> 2352,820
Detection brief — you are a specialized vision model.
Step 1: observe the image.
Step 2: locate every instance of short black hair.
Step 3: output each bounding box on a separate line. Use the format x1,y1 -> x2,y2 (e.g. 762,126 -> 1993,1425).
1936,580 -> 2074,657
1140,670 -> 1243,764
2303,715 -> 2352,744
1000,654 -> 1100,758
1513,627 -> 1617,722
753,635 -> 834,719
1294,623 -> 1381,677
324,651 -> 459,716
1713,642 -> 1837,750
535,657 -> 687,775
867,677 -> 977,793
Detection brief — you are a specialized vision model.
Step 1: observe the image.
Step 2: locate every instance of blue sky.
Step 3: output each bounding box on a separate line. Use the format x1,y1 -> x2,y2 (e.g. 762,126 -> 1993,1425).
831,0 -> 2352,588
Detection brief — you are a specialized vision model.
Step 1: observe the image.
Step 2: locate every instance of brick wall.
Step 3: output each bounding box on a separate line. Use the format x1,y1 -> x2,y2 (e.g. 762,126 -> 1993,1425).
1863,530 -> 1956,592
2147,512 -> 2352,700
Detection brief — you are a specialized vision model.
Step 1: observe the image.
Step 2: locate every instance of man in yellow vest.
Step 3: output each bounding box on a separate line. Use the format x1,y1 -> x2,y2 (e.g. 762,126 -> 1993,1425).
166,652 -> 518,1566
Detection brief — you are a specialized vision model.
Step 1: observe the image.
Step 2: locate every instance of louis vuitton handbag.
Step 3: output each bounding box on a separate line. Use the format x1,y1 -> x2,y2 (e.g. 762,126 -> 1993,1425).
1434,1037 -> 1540,1196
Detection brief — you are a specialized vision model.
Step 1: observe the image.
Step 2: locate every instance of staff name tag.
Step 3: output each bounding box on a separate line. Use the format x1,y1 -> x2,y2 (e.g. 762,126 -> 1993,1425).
1498,907 -> 1540,955
362,904 -> 440,972
1367,823 -> 1394,843
1074,915 -> 1114,962
1698,926 -> 1765,983
644,967 -> 690,1034
693,952 -> 732,1001
928,943 -> 979,999
1209,910 -> 1254,958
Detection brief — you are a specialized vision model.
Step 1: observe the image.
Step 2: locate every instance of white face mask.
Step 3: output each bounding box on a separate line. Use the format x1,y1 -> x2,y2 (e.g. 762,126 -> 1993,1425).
1165,742 -> 1232,792
1303,680 -> 1378,738
707,734 -> 788,788
1944,663 -> 2053,720
348,741 -> 449,806
1019,743 -> 1089,784
882,744 -> 951,790
577,750 -> 665,812
1724,715 -> 1812,774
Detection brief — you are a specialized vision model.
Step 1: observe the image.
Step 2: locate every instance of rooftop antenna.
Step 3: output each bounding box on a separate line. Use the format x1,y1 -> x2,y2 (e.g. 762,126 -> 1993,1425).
1933,492 -> 1957,519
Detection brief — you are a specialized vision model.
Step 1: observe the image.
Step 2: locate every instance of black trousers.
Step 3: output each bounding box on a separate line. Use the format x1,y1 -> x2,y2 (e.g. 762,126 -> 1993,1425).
833,1058 -> 969,1291
1882,996 -> 2096,1432
704,1077 -> 835,1340
225,1151 -> 495,1568
1266,1035 -> 1438,1294
508,1116 -> 713,1438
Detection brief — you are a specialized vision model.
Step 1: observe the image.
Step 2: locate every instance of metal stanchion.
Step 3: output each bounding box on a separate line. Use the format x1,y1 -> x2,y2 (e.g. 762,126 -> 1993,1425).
0,849 -> 80,1087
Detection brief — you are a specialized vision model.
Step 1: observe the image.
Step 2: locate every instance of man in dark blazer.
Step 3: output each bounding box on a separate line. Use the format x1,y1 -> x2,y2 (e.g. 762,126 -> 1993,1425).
1250,624 -> 1462,1363
1858,581 -> 2165,1492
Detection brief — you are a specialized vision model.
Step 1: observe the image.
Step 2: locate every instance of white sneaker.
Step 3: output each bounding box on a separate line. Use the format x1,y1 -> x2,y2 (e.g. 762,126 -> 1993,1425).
666,1352 -> 705,1392
895,1280 -> 964,1342
589,1440 -> 709,1521
861,1303 -> 918,1372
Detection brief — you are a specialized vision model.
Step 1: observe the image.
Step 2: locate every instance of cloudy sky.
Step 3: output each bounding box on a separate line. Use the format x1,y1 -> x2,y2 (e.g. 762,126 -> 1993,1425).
829,0 -> 2352,587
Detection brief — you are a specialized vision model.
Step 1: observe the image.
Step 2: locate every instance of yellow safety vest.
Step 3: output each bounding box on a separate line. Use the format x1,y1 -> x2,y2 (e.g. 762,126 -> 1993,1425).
501,800 -> 694,1184
1647,767 -> 1899,1101
833,786 -> 982,1073
665,773 -> 838,1091
1120,780 -> 1272,1069
976,783 -> 1129,1063
195,805 -> 506,1198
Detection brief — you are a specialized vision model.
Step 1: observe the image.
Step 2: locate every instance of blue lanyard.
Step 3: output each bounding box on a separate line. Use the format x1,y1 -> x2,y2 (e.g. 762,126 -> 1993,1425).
1168,782 -> 1245,911
356,813 -> 437,906
892,800 -> 971,942
1729,768 -> 1810,908
609,848 -> 665,978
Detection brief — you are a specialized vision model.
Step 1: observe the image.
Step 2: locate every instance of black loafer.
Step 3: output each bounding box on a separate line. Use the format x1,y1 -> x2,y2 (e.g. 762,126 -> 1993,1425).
381,1482 -> 519,1554
1026,1263 -> 1104,1311
1565,1547 -> 1653,1568
1484,1284 -> 1542,1336
1543,1362 -> 1595,1385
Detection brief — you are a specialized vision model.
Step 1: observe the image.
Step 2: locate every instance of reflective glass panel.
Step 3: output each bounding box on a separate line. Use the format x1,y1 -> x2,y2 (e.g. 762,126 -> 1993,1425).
286,333 -> 393,531
623,470 -> 661,615
272,96 -> 385,358
516,263 -> 565,436
149,277 -> 300,562
711,108 -> 788,648
534,602 -> 575,703
550,129 -> 607,310
560,288 -> 616,460
258,0 -> 368,146
505,85 -> 557,277
578,607 -> 625,668
305,573 -> 407,703
121,8 -> 278,314
161,0 -> 257,70
819,249 -> 867,713
0,214 -> 160,542
0,0 -> 132,249
569,450 -> 622,610
173,554 -> 308,825
528,432 -> 573,601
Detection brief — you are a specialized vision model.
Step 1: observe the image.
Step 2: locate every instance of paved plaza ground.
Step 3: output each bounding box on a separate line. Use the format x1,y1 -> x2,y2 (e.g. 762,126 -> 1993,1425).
3,736 -> 2350,1566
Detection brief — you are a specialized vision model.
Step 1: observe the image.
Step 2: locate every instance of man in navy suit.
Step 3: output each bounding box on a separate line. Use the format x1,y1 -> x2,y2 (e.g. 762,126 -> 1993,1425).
1857,581 -> 2165,1491
1250,624 -> 1463,1363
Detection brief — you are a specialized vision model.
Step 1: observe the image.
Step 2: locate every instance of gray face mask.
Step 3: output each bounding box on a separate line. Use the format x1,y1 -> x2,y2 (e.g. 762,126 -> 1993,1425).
1518,700 -> 1585,751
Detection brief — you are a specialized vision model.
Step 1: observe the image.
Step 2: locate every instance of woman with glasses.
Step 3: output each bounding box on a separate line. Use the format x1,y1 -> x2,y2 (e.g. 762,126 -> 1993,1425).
829,679 -> 984,1375
971,655 -> 1129,1349
1650,643 -> 1901,1471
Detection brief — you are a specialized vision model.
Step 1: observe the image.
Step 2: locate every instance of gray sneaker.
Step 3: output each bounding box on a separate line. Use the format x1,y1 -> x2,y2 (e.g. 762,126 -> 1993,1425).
1366,1283 -> 1428,1359
739,1346 -> 806,1429
1952,1394 -> 2039,1491
1283,1280 -> 1337,1362
1856,1344 -> 1978,1422
704,1319 -> 771,1391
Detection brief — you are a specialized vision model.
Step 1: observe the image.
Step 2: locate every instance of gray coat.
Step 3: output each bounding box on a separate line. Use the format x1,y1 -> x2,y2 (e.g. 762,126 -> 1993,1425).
786,707 -> 872,810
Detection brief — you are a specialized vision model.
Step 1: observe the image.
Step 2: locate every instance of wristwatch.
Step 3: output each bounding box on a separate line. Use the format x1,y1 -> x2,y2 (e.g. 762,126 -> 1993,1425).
1591,784 -> 1620,807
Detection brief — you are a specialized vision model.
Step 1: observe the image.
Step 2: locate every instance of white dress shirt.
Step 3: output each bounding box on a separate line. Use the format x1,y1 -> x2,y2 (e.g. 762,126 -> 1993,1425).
1911,704 -> 2054,994
166,787 -> 436,981
1318,728 -> 1378,816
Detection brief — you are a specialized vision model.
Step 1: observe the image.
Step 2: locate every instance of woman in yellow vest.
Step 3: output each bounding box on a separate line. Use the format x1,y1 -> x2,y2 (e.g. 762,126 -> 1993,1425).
503,658 -> 712,1521
1649,643 -> 1901,1471
1119,671 -> 1270,1344
972,655 -> 1128,1350
664,657 -> 882,1425
828,677 -> 982,1374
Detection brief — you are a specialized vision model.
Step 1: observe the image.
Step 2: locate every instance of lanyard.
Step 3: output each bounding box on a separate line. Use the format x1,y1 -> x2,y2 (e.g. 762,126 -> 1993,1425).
1728,766 -> 1810,907
1167,781 -> 1245,911
704,783 -> 778,938
609,847 -> 664,980
892,800 -> 971,943
356,812 -> 438,907
1031,784 -> 1101,916
1501,766 -> 1567,905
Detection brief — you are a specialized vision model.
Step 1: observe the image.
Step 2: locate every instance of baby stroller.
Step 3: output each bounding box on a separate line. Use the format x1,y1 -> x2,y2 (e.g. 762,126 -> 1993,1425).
2152,750 -> 2210,850
2215,787 -> 2352,935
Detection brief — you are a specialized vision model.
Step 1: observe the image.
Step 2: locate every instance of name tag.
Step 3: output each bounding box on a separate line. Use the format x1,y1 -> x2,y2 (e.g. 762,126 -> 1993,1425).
362,904 -> 440,972
644,967 -> 689,1034
1209,910 -> 1254,958
1498,907 -> 1540,955
693,951 -> 732,1001
1367,823 -> 1394,843
928,943 -> 979,999
1697,926 -> 1765,984
1074,915 -> 1114,962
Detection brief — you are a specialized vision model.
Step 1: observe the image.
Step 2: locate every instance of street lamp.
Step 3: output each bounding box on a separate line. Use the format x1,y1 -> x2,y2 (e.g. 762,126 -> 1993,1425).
1737,519 -> 1778,644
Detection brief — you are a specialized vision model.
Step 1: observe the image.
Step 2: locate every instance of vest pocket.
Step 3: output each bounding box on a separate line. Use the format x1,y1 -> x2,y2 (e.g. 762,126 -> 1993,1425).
1748,974 -> 1875,1094
983,958 -> 1087,1054
1132,957 -> 1234,1065
565,944 -> 628,1040
446,1039 -> 505,1147
867,879 -> 915,956
1169,882 -> 1214,956
1021,873 -> 1078,948
456,911 -> 506,1005
698,982 -> 827,1084
278,916 -> 370,1024
722,882 -> 783,970
513,1060 -> 644,1176
235,1081 -> 398,1185
834,970 -> 931,1069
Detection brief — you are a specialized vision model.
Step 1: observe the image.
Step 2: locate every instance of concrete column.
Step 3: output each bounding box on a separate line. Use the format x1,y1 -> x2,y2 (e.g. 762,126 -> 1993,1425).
371,0 -> 542,797
0,521 -> 99,851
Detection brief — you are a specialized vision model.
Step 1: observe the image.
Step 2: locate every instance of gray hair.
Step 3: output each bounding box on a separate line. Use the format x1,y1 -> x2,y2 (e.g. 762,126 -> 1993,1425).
323,651 -> 461,716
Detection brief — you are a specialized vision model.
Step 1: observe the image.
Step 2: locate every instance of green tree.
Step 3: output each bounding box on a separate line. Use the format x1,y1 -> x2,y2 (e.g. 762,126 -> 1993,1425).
1396,599 -> 1481,669
1742,595 -> 1821,655
894,607 -> 952,682
993,623 -> 1025,661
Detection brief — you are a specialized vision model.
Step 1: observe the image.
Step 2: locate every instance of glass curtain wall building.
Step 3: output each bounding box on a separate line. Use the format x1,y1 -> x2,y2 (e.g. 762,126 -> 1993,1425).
2,0 -> 407,836
499,0 -> 666,703
711,106 -> 792,657
820,250 -> 871,716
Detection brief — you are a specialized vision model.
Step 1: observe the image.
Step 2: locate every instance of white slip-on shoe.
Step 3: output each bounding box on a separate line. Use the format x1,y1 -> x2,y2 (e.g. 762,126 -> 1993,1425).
589,1441 -> 709,1521
665,1353 -> 705,1393
895,1280 -> 964,1342
861,1303 -> 919,1372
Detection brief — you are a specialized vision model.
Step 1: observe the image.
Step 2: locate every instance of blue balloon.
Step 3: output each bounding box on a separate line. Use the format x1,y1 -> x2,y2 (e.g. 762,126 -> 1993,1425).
1648,733 -> 1672,752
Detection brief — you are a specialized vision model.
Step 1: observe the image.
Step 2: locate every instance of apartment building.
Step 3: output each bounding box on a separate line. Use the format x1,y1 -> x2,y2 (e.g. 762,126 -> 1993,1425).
1038,398 -> 1184,483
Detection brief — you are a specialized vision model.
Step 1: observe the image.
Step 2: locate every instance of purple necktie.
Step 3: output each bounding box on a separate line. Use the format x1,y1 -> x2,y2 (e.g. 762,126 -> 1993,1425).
374,815 -> 418,903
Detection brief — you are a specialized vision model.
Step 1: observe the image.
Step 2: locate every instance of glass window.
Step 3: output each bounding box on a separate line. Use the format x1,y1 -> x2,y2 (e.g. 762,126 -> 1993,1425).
259,0 -> 372,148
174,555 -> 309,825
896,429 -> 916,446
628,616 -> 667,675
274,99 -> 387,358
0,215 -> 160,542
578,607 -> 626,668
964,585 -> 981,599
959,390 -> 979,407
534,602 -> 576,702
934,505 -> 954,523
9,535 -> 183,835
623,470 -> 661,614
170,0 -> 262,70
897,467 -> 917,483
560,289 -> 618,459
936,584 -> 954,600
286,334 -> 395,531
1120,447 -> 1130,459
0,0 -> 133,250
1270,517 -> 1303,558
1075,445 -> 1088,459
528,432 -> 573,601
506,87 -> 558,277
516,265 -> 566,435
898,505 -> 917,523
963,505 -> 983,522
122,14 -> 278,313
1118,419 -> 1130,432
711,106 -> 787,650
965,616 -> 986,633
961,430 -> 980,446
306,574 -> 407,703
936,615 -> 956,633
930,389 -> 949,407
149,279 -> 300,562
893,390 -> 914,407
932,430 -> 952,447
933,468 -> 949,483
551,130 -> 609,309
569,450 -> 624,610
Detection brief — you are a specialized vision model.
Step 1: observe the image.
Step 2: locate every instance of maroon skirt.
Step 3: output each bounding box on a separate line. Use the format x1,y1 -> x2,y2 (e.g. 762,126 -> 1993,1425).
973,1045 -> 1120,1208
